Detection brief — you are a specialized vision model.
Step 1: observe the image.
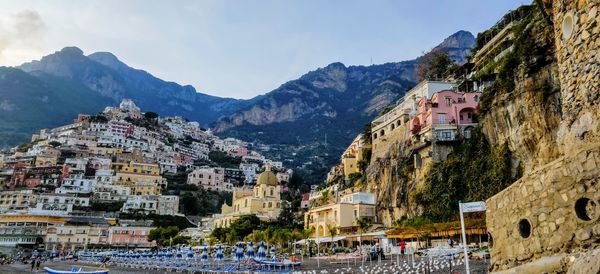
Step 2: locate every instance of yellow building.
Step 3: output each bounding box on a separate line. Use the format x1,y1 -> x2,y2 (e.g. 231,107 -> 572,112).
304,192 -> 376,237
45,217 -> 110,251
0,190 -> 38,212
340,134 -> 364,179
215,166 -> 282,228
0,213 -> 68,247
112,162 -> 167,195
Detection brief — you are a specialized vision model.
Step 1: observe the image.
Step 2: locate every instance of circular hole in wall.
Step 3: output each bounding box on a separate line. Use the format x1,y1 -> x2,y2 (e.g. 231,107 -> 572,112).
575,197 -> 597,221
562,13 -> 574,40
518,219 -> 531,238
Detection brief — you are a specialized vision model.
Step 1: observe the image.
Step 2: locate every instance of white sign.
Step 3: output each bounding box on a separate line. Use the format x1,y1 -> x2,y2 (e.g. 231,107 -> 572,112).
460,201 -> 486,213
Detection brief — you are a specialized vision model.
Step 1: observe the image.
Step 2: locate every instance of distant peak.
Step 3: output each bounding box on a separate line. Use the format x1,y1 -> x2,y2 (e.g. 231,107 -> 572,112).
88,51 -> 119,61
58,46 -> 84,56
324,62 -> 346,70
436,30 -> 475,49
88,51 -> 127,71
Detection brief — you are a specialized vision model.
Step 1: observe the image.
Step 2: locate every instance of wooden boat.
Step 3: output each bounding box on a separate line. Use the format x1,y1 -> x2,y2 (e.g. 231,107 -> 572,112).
43,266 -> 109,274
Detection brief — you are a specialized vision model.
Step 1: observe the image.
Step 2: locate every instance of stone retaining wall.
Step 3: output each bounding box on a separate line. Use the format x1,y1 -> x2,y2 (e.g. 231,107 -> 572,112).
486,145 -> 600,271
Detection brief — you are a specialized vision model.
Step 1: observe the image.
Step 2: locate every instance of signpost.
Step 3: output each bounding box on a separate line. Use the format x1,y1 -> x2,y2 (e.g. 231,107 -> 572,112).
459,201 -> 486,274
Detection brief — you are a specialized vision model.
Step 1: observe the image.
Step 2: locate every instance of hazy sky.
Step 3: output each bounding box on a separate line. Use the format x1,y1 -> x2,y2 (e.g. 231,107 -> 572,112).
0,0 -> 526,99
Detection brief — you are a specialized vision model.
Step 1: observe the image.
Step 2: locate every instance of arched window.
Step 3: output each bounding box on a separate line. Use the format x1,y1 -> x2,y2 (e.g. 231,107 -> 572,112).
380,129 -> 385,136
276,202 -> 280,208
373,133 -> 378,140
270,188 -> 274,196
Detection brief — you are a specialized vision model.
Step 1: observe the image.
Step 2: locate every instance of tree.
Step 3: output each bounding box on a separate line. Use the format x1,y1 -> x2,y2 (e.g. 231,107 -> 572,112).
416,51 -> 457,81
355,217 -> 372,266
148,226 -> 180,246
276,201 -> 296,228
181,193 -> 200,215
326,224 -> 338,249
144,111 -> 159,120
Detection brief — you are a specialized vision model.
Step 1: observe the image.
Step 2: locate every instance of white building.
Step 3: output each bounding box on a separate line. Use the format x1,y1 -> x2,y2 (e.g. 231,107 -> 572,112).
33,194 -> 90,214
94,183 -> 131,201
239,163 -> 259,184
121,195 -> 179,215
55,174 -> 96,194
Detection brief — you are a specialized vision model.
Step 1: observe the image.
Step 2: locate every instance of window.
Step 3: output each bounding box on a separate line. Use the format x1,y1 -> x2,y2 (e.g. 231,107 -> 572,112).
438,115 -> 446,124
473,95 -> 479,102
445,97 -> 452,106
270,189 -> 274,196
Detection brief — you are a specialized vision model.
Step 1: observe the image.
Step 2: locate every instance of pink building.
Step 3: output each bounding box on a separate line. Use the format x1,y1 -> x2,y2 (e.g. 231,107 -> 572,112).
228,147 -> 248,157
410,90 -> 480,140
108,226 -> 156,248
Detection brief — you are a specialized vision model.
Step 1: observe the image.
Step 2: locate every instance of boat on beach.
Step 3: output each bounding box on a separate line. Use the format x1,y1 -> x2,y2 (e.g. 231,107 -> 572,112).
43,266 -> 109,274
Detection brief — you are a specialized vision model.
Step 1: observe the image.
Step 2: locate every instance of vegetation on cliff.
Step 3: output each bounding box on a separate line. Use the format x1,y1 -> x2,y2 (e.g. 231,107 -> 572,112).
415,128 -> 521,220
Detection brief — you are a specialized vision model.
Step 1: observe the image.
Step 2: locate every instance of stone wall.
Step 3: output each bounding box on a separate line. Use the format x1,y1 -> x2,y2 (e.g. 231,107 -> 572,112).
486,145 -> 600,271
553,0 -> 600,155
486,0 -> 600,271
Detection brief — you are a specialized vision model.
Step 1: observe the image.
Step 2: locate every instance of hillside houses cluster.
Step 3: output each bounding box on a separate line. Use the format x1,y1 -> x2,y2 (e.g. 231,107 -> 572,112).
0,99 -> 291,251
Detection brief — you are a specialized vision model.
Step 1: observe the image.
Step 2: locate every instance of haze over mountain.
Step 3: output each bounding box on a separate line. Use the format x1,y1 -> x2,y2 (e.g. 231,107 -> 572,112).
0,31 -> 475,177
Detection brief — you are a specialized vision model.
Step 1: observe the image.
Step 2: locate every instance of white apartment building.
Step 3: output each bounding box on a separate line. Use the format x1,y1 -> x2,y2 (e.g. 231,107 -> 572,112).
121,195 -> 179,215
33,194 -> 90,214
94,183 -> 131,201
55,174 -> 96,194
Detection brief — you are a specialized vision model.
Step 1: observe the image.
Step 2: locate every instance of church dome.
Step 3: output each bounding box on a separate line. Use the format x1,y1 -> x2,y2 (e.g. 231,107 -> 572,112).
257,167 -> 278,186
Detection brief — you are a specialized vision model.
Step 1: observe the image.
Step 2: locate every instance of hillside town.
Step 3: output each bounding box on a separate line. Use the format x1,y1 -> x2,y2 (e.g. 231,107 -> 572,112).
0,99 -> 292,255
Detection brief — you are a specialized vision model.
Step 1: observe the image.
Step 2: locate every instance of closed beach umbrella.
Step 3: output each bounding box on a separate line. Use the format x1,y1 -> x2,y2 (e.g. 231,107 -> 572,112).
201,246 -> 209,262
257,242 -> 266,261
246,241 -> 255,259
235,243 -> 244,261
187,249 -> 194,259
216,245 -> 224,261
270,245 -> 277,261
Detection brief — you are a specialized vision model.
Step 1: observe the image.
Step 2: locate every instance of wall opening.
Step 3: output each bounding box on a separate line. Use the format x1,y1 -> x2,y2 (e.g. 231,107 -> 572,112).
488,233 -> 494,248
575,197 -> 597,221
518,219 -> 531,238
562,13 -> 574,40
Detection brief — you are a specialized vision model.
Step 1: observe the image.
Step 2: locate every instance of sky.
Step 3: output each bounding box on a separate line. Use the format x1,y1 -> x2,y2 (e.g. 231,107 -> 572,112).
0,0 -> 526,99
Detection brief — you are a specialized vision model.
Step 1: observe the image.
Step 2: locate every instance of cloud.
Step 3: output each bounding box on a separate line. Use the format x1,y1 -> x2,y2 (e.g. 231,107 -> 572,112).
0,10 -> 45,64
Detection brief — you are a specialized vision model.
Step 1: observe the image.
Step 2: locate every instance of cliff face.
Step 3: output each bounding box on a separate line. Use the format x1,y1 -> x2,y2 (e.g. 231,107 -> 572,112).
481,16 -> 562,172
362,5 -> 569,226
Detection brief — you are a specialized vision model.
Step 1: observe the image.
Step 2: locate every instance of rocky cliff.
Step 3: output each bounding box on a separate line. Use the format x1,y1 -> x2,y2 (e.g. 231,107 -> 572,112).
360,4 -> 570,226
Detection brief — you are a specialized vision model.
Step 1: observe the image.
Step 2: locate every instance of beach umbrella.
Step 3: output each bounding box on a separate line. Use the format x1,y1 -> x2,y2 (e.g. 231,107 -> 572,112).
200,246 -> 209,262
246,241 -> 255,259
270,245 -> 277,261
257,242 -> 266,261
235,243 -> 244,261
216,245 -> 224,261
187,248 -> 194,259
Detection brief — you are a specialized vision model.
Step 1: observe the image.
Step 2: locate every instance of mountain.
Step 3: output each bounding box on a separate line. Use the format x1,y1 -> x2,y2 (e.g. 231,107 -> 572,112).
211,31 -> 475,181
17,47 -> 251,126
0,66 -> 113,147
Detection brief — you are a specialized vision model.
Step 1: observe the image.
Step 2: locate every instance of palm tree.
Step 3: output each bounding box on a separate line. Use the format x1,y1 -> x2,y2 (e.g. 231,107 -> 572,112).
326,224 -> 338,251
355,217 -> 372,267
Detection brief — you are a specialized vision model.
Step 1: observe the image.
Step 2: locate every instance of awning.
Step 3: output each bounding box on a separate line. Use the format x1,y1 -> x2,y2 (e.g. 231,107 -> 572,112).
295,235 -> 347,244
